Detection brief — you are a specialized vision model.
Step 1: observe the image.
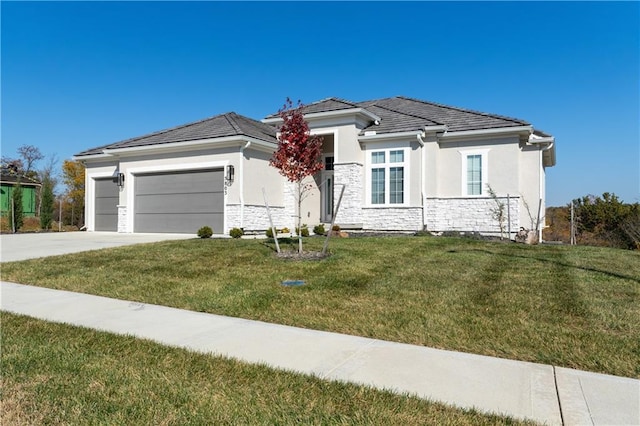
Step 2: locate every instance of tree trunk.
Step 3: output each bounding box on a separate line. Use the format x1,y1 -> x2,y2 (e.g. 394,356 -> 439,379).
297,181 -> 303,254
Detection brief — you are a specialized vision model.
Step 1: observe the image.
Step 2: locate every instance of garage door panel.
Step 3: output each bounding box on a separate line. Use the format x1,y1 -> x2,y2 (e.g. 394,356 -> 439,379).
135,213 -> 223,234
135,192 -> 223,214
95,196 -> 119,213
136,170 -> 223,195
134,169 -> 224,234
94,178 -> 118,231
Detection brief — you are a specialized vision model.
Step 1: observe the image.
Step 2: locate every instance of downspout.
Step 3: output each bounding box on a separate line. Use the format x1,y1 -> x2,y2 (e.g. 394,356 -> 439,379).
417,132 -> 426,230
530,139 -> 554,242
538,141 -> 554,242
239,141 -> 251,228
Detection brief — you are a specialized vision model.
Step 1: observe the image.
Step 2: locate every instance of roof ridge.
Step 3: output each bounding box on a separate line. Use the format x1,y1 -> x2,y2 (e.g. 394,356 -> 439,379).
224,112 -> 244,134
397,96 -> 529,125
306,97 -> 358,108
232,113 -> 278,139
110,113 -> 231,147
365,99 -> 444,126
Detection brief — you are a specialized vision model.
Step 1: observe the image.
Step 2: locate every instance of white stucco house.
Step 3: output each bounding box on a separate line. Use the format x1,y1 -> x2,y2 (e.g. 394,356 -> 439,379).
76,96 -> 556,239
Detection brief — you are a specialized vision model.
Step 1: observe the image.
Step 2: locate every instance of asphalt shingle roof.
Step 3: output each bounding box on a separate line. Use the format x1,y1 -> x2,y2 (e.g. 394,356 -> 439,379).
265,98 -> 360,119
355,96 -> 530,134
266,96 -> 531,135
76,112 -> 277,157
77,97 -> 539,158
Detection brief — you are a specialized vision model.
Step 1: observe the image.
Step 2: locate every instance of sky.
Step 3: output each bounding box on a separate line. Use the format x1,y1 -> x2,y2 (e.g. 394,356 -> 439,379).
2,1 -> 638,206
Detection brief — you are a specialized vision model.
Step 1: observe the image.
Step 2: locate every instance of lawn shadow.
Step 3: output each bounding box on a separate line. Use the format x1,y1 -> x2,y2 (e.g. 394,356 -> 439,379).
446,248 -> 640,284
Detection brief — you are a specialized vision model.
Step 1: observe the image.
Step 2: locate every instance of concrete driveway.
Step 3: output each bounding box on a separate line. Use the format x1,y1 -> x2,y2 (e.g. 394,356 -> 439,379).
0,232 -> 195,262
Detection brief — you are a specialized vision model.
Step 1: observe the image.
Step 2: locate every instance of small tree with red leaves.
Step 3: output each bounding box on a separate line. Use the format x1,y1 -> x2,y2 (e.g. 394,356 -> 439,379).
270,98 -> 324,253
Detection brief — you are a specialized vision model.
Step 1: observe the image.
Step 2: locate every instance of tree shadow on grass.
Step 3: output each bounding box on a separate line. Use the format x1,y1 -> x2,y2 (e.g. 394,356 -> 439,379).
446,248 -> 640,284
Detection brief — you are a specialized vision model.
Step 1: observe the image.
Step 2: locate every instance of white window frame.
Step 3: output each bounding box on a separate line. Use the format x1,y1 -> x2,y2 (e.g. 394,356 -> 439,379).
367,147 -> 409,206
460,149 -> 489,196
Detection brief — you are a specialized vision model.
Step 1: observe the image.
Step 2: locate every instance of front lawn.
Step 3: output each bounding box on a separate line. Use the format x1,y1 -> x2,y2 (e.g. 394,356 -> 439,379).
2,313 -> 528,425
2,236 -> 639,378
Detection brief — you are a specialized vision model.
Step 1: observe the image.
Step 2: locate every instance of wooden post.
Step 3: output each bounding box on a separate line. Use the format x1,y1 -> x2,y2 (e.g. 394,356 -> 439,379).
262,188 -> 280,253
570,202 -> 575,245
11,197 -> 15,233
322,184 -> 345,255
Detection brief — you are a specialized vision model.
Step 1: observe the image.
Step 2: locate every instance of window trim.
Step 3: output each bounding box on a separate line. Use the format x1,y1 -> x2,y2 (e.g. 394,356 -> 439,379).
367,147 -> 409,206
460,149 -> 489,196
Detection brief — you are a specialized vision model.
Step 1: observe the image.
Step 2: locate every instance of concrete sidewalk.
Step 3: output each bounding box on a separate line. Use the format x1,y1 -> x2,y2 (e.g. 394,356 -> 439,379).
2,281 -> 638,425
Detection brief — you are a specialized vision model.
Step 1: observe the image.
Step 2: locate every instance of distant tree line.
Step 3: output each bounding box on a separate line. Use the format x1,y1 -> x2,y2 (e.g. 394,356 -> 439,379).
544,192 -> 640,249
2,145 -> 85,232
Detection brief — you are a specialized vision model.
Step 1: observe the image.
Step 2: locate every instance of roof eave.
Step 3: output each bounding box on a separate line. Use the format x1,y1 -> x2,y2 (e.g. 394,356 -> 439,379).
358,130 -> 424,143
438,125 -> 534,142
88,136 -> 276,158
263,107 -> 381,125
528,135 -> 557,167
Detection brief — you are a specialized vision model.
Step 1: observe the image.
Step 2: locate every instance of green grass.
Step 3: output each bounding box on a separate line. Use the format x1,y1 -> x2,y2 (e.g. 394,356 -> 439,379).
3,236 -> 639,378
2,313 -> 530,425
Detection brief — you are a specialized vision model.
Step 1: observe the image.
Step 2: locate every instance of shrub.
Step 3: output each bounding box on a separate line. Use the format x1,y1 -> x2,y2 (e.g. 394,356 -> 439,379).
197,226 -> 213,238
265,227 -> 274,238
281,227 -> 290,234
21,217 -> 41,232
331,224 -> 341,232
414,230 -> 432,237
295,224 -> 309,237
229,227 -> 243,239
313,224 -> 325,235
0,215 -> 9,232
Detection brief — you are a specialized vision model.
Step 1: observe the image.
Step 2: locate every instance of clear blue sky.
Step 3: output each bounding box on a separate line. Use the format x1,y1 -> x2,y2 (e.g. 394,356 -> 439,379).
2,1 -> 638,206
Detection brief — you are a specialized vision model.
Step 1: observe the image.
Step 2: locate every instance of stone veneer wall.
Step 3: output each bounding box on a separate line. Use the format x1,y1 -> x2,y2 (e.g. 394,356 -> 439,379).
117,205 -> 127,233
333,163 -> 363,226
226,204 -> 288,232
424,196 -> 520,235
362,207 -> 423,231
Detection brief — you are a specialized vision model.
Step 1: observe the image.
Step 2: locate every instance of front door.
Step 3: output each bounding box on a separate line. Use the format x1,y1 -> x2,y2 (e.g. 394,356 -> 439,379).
321,155 -> 334,223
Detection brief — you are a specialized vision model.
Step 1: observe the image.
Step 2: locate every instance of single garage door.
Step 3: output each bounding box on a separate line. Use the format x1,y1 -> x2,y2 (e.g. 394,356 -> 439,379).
95,178 -> 119,231
134,169 -> 224,234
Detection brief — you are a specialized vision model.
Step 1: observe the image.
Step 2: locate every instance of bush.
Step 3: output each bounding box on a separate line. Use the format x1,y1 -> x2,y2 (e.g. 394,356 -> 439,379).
313,224 -> 325,235
281,227 -> 290,234
229,227 -> 243,239
331,224 -> 341,232
21,217 -> 41,232
295,224 -> 309,237
197,226 -> 213,238
265,227 -> 274,238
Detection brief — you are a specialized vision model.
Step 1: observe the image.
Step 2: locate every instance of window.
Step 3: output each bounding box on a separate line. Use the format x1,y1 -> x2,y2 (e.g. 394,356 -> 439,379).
370,149 -> 406,205
467,155 -> 482,195
461,150 -> 488,196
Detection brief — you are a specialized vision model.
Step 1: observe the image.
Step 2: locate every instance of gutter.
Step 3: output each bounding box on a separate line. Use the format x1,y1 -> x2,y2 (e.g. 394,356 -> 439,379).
359,130 -> 424,143
262,108 -> 382,125
100,136 -> 276,156
438,125 -> 533,142
528,136 -> 556,167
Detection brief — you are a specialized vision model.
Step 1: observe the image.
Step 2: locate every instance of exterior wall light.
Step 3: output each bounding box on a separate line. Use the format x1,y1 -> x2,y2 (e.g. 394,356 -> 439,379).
226,165 -> 235,184
116,172 -> 125,188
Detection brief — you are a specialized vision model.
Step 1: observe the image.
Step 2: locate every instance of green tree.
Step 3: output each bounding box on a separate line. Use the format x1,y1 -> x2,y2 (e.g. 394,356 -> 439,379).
572,192 -> 638,249
10,182 -> 24,232
40,177 -> 55,230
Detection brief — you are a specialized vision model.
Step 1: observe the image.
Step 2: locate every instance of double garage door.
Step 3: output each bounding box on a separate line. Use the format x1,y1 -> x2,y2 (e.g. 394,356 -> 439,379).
94,169 -> 224,234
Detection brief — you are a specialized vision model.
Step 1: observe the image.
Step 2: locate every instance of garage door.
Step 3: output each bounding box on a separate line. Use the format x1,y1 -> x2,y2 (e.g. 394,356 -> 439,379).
95,178 -> 119,231
134,169 -> 224,234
